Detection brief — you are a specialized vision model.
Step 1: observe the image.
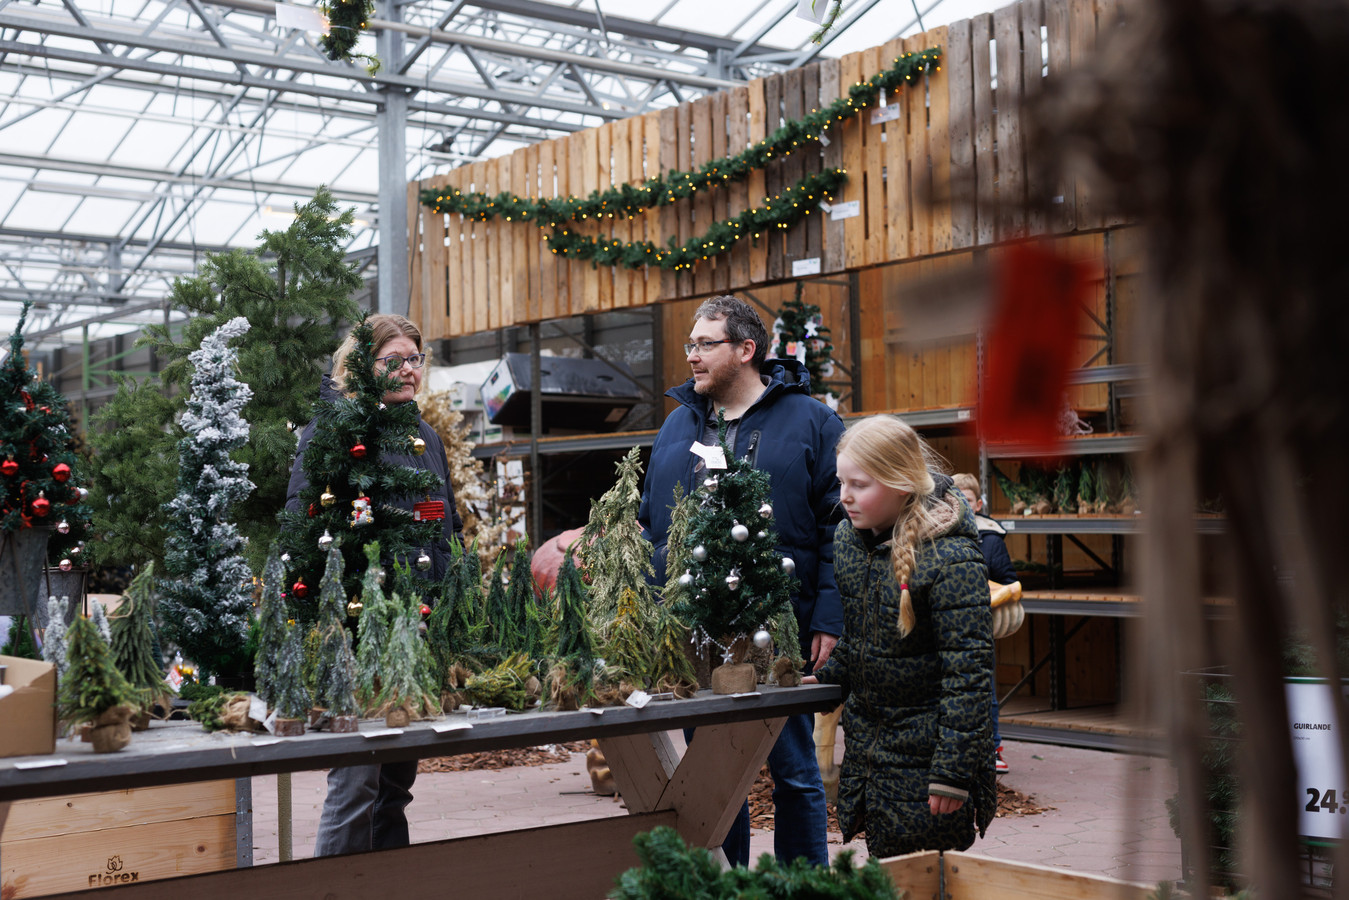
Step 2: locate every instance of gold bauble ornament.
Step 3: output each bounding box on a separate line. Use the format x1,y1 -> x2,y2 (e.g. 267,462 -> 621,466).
411,436 -> 426,456
321,485 -> 336,507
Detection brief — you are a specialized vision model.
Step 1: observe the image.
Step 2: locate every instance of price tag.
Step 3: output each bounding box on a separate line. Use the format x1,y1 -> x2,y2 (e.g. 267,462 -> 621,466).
626,690 -> 652,709
1289,678 -> 1349,840
248,693 -> 268,724
791,257 -> 822,277
794,0 -> 828,24
432,721 -> 473,733
363,728 -> 404,739
870,103 -> 901,125
690,441 -> 727,470
829,200 -> 860,221
1001,520 -> 1016,531
15,758 -> 67,769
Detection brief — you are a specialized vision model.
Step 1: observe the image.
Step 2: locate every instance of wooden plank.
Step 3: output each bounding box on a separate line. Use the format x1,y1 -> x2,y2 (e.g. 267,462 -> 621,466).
493,155 -> 514,330
3,782 -> 234,839
657,106 -> 679,300
762,72 -> 785,282
675,99 -> 694,299
746,78 -> 769,285
946,18 -> 975,250
877,851 -> 943,899
901,36 -> 930,259
2,815 -> 235,896
35,813 -> 679,900
594,731 -> 681,815
861,45 -> 885,264
1020,0 -> 1047,235
424,193 -> 449,341
882,38 -> 910,263
710,89 -> 730,293
691,95 -> 715,297
446,170 -> 466,338
470,161 -> 490,334
838,51 -> 866,270
610,117 -> 632,311
726,86 -> 752,290
595,120 -> 614,311
782,67 -> 807,269
926,25 -> 953,254
665,718 -> 784,849
641,110 -> 663,305
406,181 -> 423,332
523,143 -> 543,323
818,58 -> 845,274
1068,0 -> 1099,229
801,64 -> 823,266
1045,0 -> 1076,233
941,850 -> 1154,900
537,140 -> 557,322
857,268 -> 888,409
971,13 -> 996,246
510,148 -> 530,326
994,2 -> 1025,240
554,134 -> 574,318
577,127 -> 599,314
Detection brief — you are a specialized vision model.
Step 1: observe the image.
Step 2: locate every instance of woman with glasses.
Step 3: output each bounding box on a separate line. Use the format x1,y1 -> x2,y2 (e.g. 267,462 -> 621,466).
284,313 -> 463,858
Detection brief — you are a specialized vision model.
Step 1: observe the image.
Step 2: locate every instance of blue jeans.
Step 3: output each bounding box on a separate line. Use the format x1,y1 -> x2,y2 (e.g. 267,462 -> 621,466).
313,761 -> 418,856
691,711 -> 828,867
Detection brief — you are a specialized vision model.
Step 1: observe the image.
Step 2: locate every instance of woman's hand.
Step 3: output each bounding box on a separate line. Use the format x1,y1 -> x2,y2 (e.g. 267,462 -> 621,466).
929,794 -> 965,815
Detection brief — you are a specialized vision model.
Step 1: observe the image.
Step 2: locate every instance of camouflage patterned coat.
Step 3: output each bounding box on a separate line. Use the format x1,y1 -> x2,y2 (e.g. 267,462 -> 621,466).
813,485 -> 996,857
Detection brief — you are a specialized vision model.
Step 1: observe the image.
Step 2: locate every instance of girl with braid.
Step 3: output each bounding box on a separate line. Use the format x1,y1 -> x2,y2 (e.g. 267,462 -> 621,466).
805,415 -> 996,856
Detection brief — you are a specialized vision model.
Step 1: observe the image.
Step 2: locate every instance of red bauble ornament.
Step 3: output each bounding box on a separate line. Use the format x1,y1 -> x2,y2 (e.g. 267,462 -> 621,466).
419,604 -> 431,617
293,580 -> 309,598
52,463 -> 71,483
350,443 -> 368,459
1,458 -> 16,476
31,492 -> 50,517
308,503 -> 316,517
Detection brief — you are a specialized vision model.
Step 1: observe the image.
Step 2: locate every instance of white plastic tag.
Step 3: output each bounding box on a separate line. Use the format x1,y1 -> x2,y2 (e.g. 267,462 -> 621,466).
690,441 -> 728,470
625,690 -> 652,709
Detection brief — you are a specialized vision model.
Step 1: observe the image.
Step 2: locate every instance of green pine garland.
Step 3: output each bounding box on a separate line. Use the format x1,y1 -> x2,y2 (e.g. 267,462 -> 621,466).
419,48 -> 942,271
318,0 -> 381,74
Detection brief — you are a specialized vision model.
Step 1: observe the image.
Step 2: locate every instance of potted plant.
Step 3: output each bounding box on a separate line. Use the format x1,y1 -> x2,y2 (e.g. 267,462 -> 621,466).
59,613 -> 140,753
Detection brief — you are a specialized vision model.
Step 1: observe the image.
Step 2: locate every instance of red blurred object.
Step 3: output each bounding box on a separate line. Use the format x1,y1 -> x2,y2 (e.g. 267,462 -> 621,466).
350,443 -> 367,458
31,493 -> 50,516
413,499 -> 445,521
419,604 -> 431,616
981,242 -> 1092,448
293,580 -> 309,598
52,462 -> 71,482
530,526 -> 586,596
1,458 -> 16,476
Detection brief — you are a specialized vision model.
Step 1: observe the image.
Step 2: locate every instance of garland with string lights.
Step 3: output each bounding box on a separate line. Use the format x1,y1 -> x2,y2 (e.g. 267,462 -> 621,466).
418,48 -> 941,270
319,0 -> 381,75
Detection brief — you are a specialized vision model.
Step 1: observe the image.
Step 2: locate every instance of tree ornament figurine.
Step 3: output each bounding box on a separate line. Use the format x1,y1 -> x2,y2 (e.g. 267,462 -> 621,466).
320,485 -> 336,507
758,502 -> 773,519
703,475 -> 719,492
318,529 -> 334,550
350,496 -> 373,526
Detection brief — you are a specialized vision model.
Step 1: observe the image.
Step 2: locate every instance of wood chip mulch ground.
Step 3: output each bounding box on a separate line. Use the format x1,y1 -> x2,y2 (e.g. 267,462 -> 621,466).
417,741 -> 590,773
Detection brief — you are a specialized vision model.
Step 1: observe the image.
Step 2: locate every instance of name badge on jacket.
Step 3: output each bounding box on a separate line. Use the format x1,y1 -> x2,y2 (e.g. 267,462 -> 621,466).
414,499 -> 445,521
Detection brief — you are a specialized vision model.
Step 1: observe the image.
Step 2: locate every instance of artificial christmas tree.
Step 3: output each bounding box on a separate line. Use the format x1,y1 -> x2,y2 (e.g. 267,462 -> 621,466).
311,546 -> 359,731
0,614 -> 39,659
669,420 -> 796,693
109,564 -> 170,726
254,548 -> 311,735
59,614 -> 139,752
40,595 -> 68,680
577,446 -> 657,633
376,591 -> 441,726
353,542 -> 394,710
427,537 -> 486,684
772,285 -> 838,404
91,187 -> 361,573
544,554 -> 599,710
276,315 -> 442,620
158,317 -> 256,683
0,301 -> 87,621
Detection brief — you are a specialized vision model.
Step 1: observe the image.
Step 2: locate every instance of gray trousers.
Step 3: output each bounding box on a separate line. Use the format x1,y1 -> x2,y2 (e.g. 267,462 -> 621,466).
313,761 -> 418,856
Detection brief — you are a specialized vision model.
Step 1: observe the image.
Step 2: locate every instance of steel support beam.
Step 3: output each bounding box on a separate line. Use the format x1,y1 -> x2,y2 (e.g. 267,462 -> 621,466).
377,0 -> 410,317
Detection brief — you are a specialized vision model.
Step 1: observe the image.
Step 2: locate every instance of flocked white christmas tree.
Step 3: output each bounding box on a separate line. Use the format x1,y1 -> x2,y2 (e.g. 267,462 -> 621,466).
159,317 -> 256,682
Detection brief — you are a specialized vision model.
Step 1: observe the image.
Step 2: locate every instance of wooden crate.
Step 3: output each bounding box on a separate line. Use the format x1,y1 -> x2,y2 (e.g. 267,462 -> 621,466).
1,780 -> 237,897
882,849 -> 1153,899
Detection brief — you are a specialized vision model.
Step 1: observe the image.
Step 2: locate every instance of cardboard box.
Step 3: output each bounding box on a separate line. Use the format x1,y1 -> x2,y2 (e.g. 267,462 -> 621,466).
0,655 -> 57,758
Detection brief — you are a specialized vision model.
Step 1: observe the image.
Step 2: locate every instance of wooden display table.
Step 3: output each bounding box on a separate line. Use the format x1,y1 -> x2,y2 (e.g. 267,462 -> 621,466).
0,684 -> 841,899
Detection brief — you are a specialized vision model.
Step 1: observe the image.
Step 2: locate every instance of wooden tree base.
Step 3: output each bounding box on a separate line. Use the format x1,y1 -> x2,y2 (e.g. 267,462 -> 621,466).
274,717 -> 306,737
329,715 -> 359,733
385,707 -> 410,728
710,662 -> 757,695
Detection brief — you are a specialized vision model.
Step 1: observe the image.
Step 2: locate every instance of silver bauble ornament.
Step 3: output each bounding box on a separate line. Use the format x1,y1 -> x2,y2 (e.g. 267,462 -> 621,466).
781,556 -> 796,575
757,531 -> 768,540
318,529 -> 334,550
58,558 -> 72,571
758,502 -> 774,519
692,544 -> 708,561
731,522 -> 749,542
725,568 -> 742,590
417,551 -> 432,571
280,552 -> 291,564
703,475 -> 719,492
678,571 -> 694,587
753,629 -> 772,649
70,545 -> 81,556
56,520 -> 70,534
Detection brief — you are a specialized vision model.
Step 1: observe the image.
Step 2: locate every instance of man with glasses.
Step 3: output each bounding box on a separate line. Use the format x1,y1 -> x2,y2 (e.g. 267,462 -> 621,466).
639,294 -> 845,867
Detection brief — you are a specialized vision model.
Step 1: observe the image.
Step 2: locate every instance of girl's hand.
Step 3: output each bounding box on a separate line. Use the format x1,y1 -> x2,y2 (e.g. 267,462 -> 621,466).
929,794 -> 965,815
801,675 -> 818,685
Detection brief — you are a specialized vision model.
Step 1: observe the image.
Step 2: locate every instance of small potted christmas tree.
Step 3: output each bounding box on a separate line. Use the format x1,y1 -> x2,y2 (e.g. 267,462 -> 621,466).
311,546 -> 359,732
60,614 -> 140,752
255,548 -> 311,736
669,419 -> 796,694
108,564 -> 170,729
376,590 -> 441,727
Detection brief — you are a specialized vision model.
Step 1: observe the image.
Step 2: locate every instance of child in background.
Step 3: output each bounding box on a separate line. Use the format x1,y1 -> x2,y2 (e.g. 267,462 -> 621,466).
805,415 -> 995,857
954,472 -> 1015,776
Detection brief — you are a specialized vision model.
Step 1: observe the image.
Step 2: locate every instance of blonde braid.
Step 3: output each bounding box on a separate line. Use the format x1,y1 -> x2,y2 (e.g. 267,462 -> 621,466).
890,497 -> 922,637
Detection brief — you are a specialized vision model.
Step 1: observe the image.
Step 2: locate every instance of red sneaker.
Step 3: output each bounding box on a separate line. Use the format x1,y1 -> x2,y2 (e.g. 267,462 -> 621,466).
995,746 -> 1009,775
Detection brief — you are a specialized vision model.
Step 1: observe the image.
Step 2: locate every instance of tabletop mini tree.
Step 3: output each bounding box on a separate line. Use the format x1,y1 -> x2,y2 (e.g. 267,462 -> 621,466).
59,614 -> 140,752
254,548 -> 311,735
427,537 -> 486,682
577,446 -> 657,634
544,553 -> 600,710
353,543 -> 394,709
0,301 -> 87,619
109,564 -> 170,724
311,546 -> 359,731
276,315 -> 441,621
159,317 -> 256,683
668,419 -> 796,693
377,590 -> 441,726
772,285 -> 837,403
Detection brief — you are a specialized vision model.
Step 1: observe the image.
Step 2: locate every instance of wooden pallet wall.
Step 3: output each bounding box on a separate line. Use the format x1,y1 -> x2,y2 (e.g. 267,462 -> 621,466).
408,0 -> 1123,344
